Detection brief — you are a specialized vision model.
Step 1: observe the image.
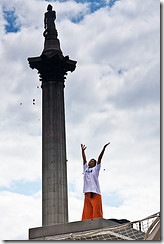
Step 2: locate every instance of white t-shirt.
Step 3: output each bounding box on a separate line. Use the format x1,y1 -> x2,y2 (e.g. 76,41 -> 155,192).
83,162 -> 101,194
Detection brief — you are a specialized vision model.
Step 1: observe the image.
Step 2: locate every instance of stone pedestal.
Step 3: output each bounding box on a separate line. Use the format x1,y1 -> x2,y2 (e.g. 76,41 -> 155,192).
29,218 -> 118,240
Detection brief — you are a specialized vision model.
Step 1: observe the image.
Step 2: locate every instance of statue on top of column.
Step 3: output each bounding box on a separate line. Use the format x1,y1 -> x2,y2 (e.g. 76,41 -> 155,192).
43,4 -> 57,37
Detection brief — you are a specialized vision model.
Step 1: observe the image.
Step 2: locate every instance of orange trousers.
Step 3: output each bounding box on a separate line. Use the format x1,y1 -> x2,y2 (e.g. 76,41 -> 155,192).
82,192 -> 103,220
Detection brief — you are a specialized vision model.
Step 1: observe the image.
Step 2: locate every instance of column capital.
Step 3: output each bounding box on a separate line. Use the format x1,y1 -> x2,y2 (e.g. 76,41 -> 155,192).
28,53 -> 76,84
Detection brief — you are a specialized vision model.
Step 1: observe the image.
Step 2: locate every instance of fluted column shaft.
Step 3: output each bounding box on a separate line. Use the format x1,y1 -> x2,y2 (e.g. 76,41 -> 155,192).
42,80 -> 68,226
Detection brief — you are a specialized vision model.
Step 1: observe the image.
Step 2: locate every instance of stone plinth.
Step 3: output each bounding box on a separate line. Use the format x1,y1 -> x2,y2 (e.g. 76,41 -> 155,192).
29,218 -> 119,240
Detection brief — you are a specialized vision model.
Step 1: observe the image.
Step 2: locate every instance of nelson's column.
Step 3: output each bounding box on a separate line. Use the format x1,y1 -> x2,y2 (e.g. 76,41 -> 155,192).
28,4 -> 76,226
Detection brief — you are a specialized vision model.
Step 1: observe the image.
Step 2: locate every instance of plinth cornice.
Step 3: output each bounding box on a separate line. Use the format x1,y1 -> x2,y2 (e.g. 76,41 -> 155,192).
28,52 -> 76,83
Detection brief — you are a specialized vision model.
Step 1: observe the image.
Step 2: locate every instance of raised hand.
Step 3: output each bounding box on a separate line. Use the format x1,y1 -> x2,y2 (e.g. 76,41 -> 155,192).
97,142 -> 110,164
103,142 -> 110,149
81,144 -> 87,151
81,144 -> 87,164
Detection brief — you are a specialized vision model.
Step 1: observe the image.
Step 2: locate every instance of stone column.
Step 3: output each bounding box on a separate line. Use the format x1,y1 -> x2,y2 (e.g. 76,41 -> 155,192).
42,79 -> 68,225
28,4 -> 76,226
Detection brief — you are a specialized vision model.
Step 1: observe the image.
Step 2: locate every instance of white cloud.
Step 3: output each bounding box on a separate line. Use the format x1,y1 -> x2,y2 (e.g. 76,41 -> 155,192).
0,132 -> 41,187
0,0 -> 160,240
0,191 -> 42,240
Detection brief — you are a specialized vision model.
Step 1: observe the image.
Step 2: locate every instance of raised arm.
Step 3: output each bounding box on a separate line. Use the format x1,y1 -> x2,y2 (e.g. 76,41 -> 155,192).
97,142 -> 110,164
81,144 -> 87,165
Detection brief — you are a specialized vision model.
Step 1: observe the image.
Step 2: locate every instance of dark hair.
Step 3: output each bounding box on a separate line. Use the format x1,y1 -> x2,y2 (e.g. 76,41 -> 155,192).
91,159 -> 96,165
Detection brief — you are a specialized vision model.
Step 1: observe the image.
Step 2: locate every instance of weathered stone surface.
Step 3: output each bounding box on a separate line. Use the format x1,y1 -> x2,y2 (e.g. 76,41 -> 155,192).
29,218 -> 119,239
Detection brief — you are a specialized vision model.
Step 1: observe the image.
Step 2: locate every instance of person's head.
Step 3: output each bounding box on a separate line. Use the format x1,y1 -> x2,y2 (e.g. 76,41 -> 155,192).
47,4 -> 52,11
88,158 -> 96,168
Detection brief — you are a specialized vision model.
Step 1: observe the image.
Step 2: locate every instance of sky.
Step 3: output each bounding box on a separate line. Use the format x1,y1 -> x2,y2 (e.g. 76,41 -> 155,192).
0,0 -> 160,240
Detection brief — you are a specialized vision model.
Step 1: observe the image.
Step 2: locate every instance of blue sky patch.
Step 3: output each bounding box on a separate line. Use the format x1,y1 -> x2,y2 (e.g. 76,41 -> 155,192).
42,0 -> 119,24
73,0 -> 119,9
45,0 -> 118,13
69,0 -> 106,13
104,191 -> 124,207
0,180 -> 41,195
108,0 -> 119,8
3,10 -> 20,33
